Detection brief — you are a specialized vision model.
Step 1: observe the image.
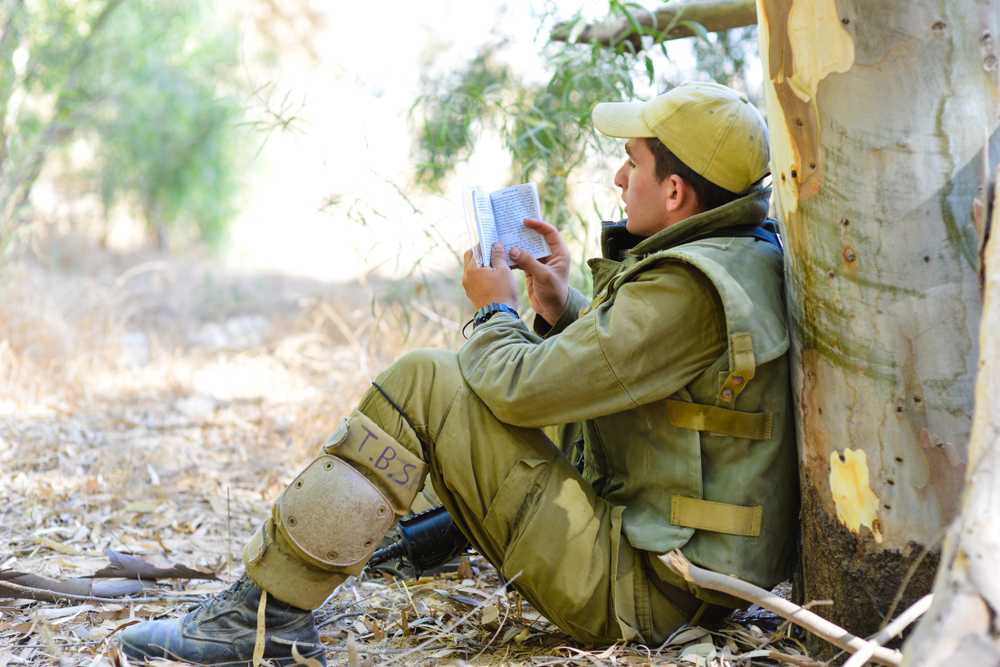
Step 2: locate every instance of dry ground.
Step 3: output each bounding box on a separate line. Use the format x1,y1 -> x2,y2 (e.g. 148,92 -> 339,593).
0,234 -> 808,666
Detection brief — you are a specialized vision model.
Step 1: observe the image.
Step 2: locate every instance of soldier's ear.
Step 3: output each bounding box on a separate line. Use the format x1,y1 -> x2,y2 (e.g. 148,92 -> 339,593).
665,174 -> 702,215
663,174 -> 685,212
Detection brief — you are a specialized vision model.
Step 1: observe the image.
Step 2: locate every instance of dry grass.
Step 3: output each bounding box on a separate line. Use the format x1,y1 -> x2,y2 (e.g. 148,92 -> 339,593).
0,234 -> 807,666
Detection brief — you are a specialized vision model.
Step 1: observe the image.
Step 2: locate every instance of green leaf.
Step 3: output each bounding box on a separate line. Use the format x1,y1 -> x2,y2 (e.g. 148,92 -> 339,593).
567,17 -> 588,44
679,20 -> 711,42
620,4 -> 643,37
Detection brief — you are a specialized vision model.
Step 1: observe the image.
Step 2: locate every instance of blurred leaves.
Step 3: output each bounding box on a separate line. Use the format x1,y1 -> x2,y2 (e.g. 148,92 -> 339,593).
680,19 -> 711,42
412,51 -> 513,195
87,0 -> 243,248
410,3 -> 758,233
0,0 -> 245,258
691,26 -> 759,102
411,38 -> 638,232
408,3 -> 760,302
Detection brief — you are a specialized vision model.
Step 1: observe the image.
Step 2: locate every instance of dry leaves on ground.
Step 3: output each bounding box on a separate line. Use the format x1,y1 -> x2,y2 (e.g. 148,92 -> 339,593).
2,242 -> 809,666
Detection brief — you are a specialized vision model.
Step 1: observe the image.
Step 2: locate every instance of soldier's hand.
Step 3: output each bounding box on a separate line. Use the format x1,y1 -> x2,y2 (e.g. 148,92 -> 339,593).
509,219 -> 570,326
462,242 -> 519,311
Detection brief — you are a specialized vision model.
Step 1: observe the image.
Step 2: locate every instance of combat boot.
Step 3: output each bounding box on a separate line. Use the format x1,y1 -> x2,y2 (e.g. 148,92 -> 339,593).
118,573 -> 326,666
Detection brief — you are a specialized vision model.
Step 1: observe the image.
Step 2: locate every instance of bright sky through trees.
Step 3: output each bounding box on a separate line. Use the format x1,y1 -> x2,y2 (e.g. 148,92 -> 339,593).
223,0 -> 739,282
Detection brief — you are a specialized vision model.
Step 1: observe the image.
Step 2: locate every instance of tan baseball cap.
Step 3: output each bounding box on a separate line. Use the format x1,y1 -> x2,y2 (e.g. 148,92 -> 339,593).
592,82 -> 769,194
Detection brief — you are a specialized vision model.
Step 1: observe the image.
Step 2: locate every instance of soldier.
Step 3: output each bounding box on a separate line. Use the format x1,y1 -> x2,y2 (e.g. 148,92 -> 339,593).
121,81 -> 798,666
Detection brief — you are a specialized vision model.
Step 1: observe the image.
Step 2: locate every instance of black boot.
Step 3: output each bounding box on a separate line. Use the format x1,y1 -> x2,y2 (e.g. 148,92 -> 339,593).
118,574 -> 326,666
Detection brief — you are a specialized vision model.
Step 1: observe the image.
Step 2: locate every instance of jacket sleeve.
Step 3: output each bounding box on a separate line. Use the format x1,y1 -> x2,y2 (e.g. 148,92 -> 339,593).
530,287 -> 591,338
457,260 -> 727,428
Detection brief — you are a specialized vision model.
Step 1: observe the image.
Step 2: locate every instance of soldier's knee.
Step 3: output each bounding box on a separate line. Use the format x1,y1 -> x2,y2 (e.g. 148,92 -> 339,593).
376,348 -> 462,398
392,347 -> 460,377
271,410 -> 429,575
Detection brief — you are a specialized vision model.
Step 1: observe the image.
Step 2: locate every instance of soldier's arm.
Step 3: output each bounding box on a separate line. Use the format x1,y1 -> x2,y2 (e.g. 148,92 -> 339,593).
458,260 -> 725,428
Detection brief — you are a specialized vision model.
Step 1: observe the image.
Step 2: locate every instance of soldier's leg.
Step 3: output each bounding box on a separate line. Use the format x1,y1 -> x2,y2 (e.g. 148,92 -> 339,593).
236,346 -> 684,644
356,349 -> 688,645
118,407 -> 428,666
240,407 -> 429,609
121,347 -> 688,664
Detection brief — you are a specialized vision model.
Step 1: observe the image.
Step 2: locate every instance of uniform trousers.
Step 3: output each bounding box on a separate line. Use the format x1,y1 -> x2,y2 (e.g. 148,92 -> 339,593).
244,348 -> 690,646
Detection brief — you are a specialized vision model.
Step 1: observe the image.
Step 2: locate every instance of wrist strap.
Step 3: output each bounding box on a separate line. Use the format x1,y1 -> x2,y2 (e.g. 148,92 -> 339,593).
462,303 -> 520,338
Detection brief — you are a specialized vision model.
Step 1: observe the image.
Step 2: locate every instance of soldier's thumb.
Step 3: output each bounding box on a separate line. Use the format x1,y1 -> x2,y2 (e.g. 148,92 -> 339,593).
490,242 -> 507,269
509,247 -> 540,272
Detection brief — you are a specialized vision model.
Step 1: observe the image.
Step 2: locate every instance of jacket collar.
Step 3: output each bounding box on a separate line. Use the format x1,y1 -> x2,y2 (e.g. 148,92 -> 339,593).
628,187 -> 771,258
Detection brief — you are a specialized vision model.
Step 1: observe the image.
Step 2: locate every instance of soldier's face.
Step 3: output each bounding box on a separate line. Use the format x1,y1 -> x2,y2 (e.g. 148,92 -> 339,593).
614,138 -> 674,237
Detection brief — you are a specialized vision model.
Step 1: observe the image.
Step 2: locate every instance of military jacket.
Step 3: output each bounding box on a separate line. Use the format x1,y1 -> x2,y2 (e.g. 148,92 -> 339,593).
458,188 -> 799,591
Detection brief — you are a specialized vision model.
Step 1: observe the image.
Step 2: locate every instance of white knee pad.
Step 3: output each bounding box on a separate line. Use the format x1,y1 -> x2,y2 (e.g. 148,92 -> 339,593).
278,410 -> 429,570
279,455 -> 395,568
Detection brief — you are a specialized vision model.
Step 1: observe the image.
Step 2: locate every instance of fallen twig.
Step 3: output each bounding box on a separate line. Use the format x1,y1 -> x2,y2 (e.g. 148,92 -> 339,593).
659,550 -> 903,667
272,638 -> 450,654
93,549 -> 220,580
0,577 -> 202,604
842,594 -> 933,667
317,610 -> 367,628
768,651 -> 825,666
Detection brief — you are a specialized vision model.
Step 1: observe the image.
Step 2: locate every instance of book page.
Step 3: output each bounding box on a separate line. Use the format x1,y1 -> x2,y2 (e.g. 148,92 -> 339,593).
488,183 -> 550,266
474,189 -> 499,253
462,186 -> 498,268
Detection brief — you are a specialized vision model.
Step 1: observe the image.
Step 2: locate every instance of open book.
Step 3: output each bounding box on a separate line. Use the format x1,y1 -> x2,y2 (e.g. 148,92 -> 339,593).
463,182 -> 551,268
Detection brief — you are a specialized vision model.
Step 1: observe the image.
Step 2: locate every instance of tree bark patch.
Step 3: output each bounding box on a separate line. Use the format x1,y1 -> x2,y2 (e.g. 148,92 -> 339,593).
795,478 -> 939,660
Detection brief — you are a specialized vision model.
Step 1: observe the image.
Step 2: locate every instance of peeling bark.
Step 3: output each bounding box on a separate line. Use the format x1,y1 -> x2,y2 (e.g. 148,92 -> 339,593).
901,167 -> 1000,666
758,0 -> 999,654
759,0 -> 854,209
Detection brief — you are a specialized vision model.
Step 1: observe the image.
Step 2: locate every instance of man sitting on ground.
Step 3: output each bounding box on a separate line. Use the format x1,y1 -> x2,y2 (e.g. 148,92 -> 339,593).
120,80 -> 798,666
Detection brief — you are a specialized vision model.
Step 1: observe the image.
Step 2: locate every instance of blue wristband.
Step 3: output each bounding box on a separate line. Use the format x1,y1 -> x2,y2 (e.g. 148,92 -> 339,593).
462,303 -> 520,338
474,303 -> 519,326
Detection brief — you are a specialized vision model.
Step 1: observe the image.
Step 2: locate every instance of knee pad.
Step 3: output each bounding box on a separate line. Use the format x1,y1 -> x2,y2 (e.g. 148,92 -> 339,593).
278,410 -> 429,570
279,455 -> 395,568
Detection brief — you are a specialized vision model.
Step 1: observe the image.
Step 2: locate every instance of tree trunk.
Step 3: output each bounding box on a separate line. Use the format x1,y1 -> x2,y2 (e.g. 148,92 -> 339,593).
900,167 -> 1000,666
550,0 -> 756,50
757,0 -> 999,654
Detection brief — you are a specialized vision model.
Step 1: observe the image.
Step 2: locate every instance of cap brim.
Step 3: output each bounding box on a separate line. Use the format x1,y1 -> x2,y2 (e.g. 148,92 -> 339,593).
592,101 -> 656,139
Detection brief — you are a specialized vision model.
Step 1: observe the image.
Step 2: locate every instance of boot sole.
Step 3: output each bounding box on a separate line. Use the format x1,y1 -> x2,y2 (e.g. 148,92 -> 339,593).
118,636 -> 327,667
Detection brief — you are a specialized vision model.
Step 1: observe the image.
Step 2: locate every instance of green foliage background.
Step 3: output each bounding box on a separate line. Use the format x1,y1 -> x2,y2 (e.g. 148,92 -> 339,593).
410,1 -> 759,294
412,2 -> 759,229
0,0 -> 759,273
0,0 -> 244,257
87,1 -> 242,247
412,32 -> 639,233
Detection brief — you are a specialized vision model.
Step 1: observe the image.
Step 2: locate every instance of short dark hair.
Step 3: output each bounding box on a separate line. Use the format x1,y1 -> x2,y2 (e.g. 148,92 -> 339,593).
644,137 -> 741,212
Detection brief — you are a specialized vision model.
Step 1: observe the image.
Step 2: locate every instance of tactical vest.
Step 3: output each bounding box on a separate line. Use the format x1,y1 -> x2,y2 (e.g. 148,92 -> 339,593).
585,224 -> 799,590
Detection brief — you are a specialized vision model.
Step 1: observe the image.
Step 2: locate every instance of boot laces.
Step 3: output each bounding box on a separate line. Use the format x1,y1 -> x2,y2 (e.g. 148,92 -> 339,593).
187,575 -> 251,614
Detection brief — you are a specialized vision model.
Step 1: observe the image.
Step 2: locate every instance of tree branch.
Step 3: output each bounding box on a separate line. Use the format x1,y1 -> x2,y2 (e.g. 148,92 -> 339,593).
659,550 -> 904,667
843,595 -> 933,667
550,0 -> 756,50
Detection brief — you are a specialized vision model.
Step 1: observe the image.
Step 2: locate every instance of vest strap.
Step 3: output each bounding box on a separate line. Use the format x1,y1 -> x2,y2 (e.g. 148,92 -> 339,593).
671,495 -> 762,537
665,398 -> 773,441
718,333 -> 756,405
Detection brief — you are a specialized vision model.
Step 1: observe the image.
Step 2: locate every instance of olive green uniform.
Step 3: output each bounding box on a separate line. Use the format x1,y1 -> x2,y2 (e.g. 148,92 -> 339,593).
243,187 -> 798,646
